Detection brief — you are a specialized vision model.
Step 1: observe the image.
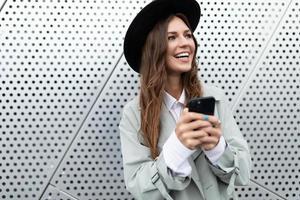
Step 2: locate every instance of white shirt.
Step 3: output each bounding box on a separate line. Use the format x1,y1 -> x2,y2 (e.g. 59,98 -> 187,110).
162,89 -> 226,177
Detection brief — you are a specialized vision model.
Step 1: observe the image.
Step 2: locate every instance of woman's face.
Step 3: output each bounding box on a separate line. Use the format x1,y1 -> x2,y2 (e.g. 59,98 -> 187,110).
165,16 -> 195,76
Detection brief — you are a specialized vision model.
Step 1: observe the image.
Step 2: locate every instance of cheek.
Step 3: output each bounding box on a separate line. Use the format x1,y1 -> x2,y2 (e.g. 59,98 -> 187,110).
190,41 -> 196,52
167,43 -> 175,54
165,55 -> 174,69
166,46 -> 175,62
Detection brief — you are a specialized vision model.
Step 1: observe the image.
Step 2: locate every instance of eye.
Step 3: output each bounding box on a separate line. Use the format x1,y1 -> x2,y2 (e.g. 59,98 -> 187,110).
185,33 -> 193,39
168,35 -> 176,41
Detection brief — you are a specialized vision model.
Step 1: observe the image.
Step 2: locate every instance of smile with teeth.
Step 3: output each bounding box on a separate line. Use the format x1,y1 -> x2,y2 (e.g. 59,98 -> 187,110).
175,52 -> 190,58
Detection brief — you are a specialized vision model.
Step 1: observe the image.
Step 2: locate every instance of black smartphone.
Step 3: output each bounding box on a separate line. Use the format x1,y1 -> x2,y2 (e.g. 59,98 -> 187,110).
187,96 -> 215,115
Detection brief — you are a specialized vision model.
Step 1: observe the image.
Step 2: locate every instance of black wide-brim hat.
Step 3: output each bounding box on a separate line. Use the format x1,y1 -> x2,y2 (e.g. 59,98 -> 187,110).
124,0 -> 201,73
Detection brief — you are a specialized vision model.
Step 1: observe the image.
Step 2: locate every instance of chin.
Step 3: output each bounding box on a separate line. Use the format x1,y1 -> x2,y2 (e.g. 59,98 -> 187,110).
166,61 -> 193,74
177,64 -> 192,72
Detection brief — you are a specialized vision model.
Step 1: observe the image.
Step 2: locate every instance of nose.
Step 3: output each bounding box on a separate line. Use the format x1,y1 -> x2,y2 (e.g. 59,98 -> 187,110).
178,35 -> 189,47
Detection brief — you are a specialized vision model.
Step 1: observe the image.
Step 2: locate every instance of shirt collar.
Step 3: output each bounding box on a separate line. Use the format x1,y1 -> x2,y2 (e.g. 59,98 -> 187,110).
163,89 -> 186,111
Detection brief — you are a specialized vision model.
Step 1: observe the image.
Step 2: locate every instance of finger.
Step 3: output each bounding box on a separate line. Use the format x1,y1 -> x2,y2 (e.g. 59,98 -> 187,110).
200,136 -> 220,147
183,138 -> 205,150
195,135 -> 219,150
179,111 -> 203,123
188,120 -> 212,131
201,127 -> 222,138
176,122 -> 208,136
183,107 -> 189,113
201,143 -> 217,151
202,114 -> 210,121
178,129 -> 208,142
180,131 -> 210,149
180,111 -> 216,124
189,129 -> 209,139
206,115 -> 221,128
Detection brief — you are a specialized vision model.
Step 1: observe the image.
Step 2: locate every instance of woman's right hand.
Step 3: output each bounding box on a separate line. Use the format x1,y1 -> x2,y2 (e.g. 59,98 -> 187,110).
175,108 -> 213,150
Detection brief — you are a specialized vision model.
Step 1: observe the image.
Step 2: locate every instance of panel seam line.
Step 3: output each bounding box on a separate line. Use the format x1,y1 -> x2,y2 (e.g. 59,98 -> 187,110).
250,180 -> 287,200
232,0 -> 293,111
0,0 -> 8,13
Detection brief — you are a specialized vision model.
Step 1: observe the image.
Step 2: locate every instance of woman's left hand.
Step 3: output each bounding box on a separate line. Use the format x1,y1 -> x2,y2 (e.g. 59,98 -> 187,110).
198,115 -> 222,151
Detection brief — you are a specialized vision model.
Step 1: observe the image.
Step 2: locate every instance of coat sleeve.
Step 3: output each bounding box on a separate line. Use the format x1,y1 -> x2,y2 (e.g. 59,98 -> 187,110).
119,100 -> 191,200
208,94 -> 252,194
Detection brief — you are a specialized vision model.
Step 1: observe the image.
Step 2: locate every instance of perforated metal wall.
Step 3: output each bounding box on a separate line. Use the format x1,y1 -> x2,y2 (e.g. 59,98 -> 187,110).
0,0 -> 299,200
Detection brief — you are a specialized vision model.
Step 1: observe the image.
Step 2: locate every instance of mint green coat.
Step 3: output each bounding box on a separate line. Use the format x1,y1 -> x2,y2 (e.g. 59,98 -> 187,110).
119,85 -> 251,200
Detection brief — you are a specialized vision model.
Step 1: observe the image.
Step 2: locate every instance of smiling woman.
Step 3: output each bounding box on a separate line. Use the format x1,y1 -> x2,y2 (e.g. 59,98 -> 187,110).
138,13 -> 202,159
119,0 -> 251,199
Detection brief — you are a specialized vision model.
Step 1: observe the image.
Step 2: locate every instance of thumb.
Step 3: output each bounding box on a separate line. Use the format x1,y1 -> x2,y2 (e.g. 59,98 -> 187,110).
183,107 -> 189,113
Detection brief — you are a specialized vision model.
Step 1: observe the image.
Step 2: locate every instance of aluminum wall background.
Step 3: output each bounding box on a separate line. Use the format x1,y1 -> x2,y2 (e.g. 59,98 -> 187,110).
0,0 -> 299,199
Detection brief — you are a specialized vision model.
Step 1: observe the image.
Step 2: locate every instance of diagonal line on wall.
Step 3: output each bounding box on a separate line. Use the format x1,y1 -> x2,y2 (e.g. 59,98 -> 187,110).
250,180 -> 287,200
0,0 -> 8,13
48,184 -> 80,200
38,52 -> 124,200
231,0 -> 293,111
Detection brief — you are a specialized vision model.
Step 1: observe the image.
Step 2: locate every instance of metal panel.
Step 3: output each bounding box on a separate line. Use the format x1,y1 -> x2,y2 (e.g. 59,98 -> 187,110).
197,0 -> 288,105
0,0 -> 124,199
234,0 -> 300,199
50,56 -> 137,199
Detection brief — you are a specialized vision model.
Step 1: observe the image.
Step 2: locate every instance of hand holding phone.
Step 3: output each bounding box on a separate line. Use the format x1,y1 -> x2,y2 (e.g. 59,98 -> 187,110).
175,96 -> 222,150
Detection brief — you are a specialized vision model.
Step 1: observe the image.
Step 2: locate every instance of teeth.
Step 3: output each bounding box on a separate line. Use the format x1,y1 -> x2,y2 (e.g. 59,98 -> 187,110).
175,52 -> 189,58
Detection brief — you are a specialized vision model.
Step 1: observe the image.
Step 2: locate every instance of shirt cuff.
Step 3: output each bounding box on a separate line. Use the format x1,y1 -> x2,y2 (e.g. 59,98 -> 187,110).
163,131 -> 196,176
203,135 -> 227,165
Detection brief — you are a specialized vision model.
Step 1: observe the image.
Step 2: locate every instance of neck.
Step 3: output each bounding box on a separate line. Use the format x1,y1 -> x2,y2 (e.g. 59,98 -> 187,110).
165,75 -> 183,100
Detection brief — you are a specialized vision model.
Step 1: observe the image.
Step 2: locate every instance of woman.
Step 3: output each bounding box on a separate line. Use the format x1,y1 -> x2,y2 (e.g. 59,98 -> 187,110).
119,0 -> 251,199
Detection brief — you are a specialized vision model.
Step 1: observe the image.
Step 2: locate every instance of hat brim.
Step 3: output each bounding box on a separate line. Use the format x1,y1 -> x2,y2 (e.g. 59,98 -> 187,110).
124,0 -> 201,73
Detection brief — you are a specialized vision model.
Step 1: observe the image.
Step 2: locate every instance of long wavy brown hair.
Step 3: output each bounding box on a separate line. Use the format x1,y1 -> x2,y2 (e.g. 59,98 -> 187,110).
139,13 -> 202,159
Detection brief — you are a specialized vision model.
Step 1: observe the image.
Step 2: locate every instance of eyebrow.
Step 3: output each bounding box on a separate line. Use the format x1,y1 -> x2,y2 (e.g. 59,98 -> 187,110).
167,30 -> 191,34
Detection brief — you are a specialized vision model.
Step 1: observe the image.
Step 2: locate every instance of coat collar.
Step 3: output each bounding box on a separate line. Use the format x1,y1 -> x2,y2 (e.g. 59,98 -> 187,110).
163,89 -> 186,111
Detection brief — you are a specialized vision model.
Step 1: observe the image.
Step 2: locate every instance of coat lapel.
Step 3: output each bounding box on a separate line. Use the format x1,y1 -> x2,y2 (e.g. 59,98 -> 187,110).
158,103 -> 176,150
188,156 -> 205,198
